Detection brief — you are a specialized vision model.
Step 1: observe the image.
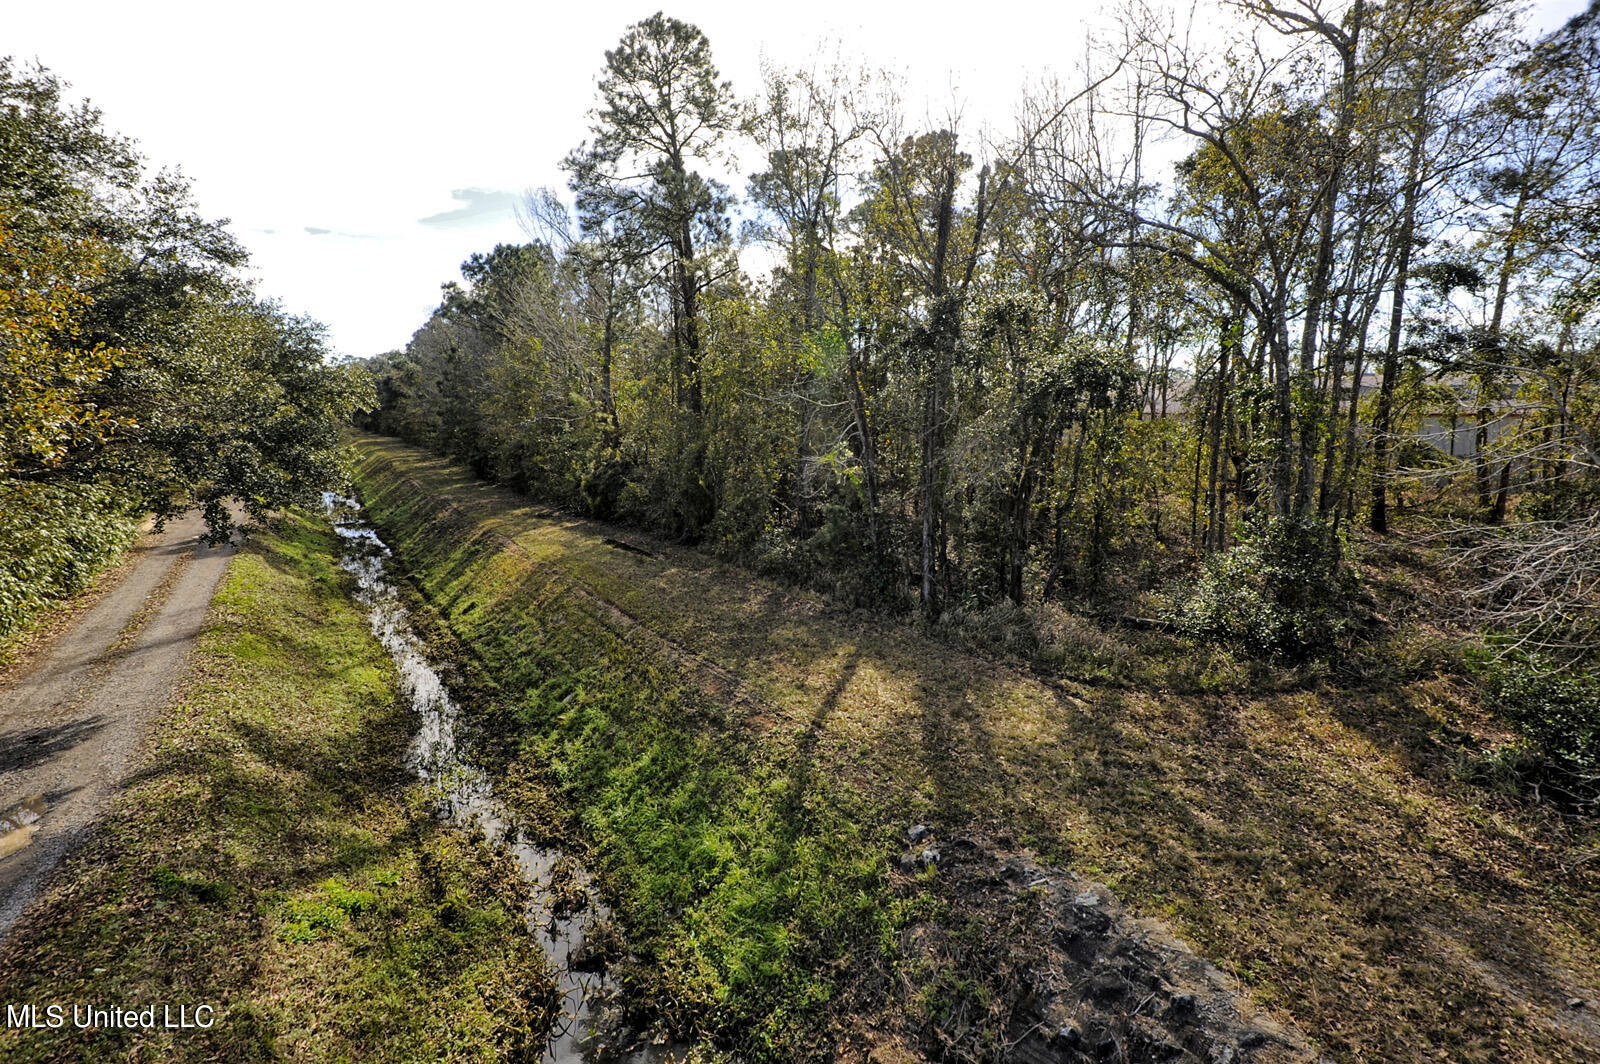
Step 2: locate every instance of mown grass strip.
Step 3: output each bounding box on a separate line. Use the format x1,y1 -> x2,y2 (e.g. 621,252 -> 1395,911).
0,510 -> 556,1063
353,443 -> 906,1061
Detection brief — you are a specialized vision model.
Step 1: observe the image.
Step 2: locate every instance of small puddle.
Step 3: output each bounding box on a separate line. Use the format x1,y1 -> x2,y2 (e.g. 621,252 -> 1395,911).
324,493 -> 677,1064
0,795 -> 47,860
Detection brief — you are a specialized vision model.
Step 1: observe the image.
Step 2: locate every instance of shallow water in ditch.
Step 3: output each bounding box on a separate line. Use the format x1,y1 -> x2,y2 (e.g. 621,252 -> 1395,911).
324,493 -> 676,1064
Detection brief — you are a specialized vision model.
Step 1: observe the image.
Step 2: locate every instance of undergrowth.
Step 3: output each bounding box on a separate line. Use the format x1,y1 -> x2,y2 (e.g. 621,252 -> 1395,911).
1457,653 -> 1600,810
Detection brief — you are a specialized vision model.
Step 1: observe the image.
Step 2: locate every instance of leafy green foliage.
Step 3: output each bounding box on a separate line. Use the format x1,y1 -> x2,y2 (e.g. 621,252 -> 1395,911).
278,879 -> 378,942
1489,656 -> 1600,804
0,217 -> 128,468
1172,516 -> 1363,659
358,8 -> 1600,671
0,57 -> 371,635
0,57 -> 139,239
0,481 -> 138,640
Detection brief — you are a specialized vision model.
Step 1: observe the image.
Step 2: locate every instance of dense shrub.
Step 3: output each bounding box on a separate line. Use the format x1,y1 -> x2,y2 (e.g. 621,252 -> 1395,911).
0,481 -> 139,641
752,520 -> 905,611
1171,515 -> 1362,660
1489,656 -> 1600,805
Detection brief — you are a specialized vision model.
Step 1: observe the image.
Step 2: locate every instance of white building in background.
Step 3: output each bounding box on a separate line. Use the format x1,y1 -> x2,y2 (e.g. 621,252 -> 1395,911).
1144,369 -> 1519,459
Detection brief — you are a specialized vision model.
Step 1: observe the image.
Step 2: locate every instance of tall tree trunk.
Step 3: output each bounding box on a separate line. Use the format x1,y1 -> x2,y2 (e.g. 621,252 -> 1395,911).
1318,161 -> 1379,517
1318,318 -> 1351,518
1043,424 -> 1089,599
1295,0 -> 1365,516
1492,457 -> 1512,523
847,342 -> 881,552
677,217 -> 702,416
920,376 -> 941,616
1190,405 -> 1206,553
1269,310 -> 1296,516
1336,336 -> 1368,527
1489,187 -> 1527,338
1371,94 -> 1428,534
919,166 -> 958,619
792,235 -> 822,535
1478,183 -> 1528,520
1475,397 -> 1494,511
600,298 -> 619,446
1206,313 -> 1237,551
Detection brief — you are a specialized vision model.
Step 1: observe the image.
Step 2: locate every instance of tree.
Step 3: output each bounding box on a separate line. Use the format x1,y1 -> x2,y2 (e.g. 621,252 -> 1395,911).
1368,0 -> 1521,531
853,125 -> 994,616
0,215 -> 125,474
0,57 -> 138,243
747,58 -> 870,536
356,1 -> 1599,671
563,13 -> 736,537
564,13 -> 734,419
963,291 -> 1138,604
1,56 -> 369,546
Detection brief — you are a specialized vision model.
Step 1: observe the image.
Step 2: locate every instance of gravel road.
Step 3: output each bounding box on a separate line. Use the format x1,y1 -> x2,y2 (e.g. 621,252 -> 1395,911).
0,511 -> 237,943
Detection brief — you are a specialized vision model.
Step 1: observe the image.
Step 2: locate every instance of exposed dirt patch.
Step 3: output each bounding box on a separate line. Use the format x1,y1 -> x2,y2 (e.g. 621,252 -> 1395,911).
881,829 -> 1316,1064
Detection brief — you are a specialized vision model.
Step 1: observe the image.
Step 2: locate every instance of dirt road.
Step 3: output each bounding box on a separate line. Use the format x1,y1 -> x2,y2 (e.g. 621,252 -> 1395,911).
0,512 -> 237,942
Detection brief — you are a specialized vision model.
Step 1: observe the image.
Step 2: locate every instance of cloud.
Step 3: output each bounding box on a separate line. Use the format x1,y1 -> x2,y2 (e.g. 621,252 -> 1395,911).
418,187 -> 519,229
302,225 -> 381,239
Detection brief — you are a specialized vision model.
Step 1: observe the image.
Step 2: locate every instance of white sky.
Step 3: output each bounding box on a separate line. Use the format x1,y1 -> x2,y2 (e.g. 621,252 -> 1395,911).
7,0 -> 1590,358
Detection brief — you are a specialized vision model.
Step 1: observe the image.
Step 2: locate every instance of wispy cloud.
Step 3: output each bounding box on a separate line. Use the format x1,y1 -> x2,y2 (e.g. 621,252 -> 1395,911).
418,188 -> 519,229
302,225 -> 380,239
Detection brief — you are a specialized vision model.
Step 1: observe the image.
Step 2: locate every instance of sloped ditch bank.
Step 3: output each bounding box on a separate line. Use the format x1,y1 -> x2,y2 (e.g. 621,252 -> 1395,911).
331,444 -> 1324,1064
324,492 -> 680,1064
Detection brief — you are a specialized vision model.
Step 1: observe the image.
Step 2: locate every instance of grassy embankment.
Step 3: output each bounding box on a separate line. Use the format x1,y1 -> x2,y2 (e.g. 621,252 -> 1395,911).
351,432 -> 1600,1064
0,510 -> 555,1063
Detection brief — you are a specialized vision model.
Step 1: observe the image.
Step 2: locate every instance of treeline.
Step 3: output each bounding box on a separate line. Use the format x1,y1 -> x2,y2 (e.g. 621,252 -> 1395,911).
361,3 -> 1599,657
1,59 -> 369,639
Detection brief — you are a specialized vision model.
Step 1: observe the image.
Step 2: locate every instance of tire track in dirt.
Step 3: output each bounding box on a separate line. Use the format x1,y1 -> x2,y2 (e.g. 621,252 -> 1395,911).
0,511 -> 238,942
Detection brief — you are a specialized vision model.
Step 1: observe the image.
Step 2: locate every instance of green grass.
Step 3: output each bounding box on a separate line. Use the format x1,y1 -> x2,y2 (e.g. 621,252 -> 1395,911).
352,444 -> 905,1060
0,510 -> 556,1064
350,433 -> 1600,1064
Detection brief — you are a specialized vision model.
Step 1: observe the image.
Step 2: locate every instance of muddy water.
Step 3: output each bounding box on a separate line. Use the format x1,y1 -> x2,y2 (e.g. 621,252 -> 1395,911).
324,494 -> 674,1064
0,795 -> 47,860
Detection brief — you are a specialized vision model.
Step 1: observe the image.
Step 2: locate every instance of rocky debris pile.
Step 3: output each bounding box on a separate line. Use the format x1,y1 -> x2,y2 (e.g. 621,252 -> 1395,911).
892,829 -> 1319,1064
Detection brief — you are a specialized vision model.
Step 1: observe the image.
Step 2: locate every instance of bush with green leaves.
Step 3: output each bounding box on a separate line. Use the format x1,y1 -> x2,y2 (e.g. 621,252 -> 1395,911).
0,481 -> 139,642
3,58 -> 371,642
1489,656 -> 1600,805
939,600 -> 1042,659
1171,515 -> 1361,659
